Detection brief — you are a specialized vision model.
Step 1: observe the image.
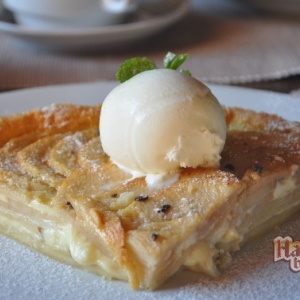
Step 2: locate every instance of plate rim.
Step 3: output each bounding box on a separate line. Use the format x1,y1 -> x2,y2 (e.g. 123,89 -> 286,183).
0,80 -> 299,122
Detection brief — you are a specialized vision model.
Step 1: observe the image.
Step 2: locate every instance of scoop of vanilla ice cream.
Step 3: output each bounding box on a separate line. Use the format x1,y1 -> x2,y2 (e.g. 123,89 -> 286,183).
100,69 -> 226,176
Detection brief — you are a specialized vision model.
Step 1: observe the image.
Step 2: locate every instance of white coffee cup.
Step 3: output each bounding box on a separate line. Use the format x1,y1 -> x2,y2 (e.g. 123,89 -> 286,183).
3,0 -> 138,29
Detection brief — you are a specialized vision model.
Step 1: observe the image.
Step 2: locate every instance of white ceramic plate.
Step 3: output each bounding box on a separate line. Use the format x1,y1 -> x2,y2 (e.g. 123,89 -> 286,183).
0,0 -> 189,52
0,82 -> 300,300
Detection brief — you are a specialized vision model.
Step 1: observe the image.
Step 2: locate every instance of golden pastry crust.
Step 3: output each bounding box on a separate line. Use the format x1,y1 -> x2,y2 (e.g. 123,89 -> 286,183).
0,104 -> 101,147
0,104 -> 299,290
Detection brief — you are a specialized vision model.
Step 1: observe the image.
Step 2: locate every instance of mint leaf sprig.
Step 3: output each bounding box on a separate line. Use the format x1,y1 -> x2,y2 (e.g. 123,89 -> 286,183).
163,52 -> 191,76
115,57 -> 157,84
116,52 -> 191,83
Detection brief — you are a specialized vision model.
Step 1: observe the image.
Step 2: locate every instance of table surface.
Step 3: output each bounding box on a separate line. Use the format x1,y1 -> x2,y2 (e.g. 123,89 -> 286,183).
1,0 -> 300,97
1,75 -> 299,95
232,75 -> 300,94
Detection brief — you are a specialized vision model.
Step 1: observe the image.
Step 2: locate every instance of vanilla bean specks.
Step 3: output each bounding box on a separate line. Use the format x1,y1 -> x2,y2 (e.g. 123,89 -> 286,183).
224,163 -> 235,172
156,204 -> 171,214
151,233 -> 159,241
135,194 -> 149,202
254,165 -> 264,174
66,202 -> 73,210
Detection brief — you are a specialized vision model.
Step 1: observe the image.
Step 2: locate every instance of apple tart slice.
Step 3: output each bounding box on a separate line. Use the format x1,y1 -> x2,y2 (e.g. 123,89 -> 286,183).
0,104 -> 299,290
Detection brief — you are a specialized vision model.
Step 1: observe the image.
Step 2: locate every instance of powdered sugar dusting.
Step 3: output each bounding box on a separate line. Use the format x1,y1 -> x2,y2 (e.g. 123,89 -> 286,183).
41,104 -> 71,129
174,215 -> 300,300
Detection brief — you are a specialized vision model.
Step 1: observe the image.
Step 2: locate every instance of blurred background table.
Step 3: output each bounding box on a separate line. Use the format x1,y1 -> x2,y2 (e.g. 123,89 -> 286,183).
0,0 -> 300,97
234,75 -> 300,94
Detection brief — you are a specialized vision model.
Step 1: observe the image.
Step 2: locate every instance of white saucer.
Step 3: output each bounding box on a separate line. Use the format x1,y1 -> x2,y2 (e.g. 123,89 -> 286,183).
0,0 -> 189,52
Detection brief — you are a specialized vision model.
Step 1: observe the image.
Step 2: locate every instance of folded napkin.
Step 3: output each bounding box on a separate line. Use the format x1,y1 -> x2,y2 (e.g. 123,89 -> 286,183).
0,0 -> 300,90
